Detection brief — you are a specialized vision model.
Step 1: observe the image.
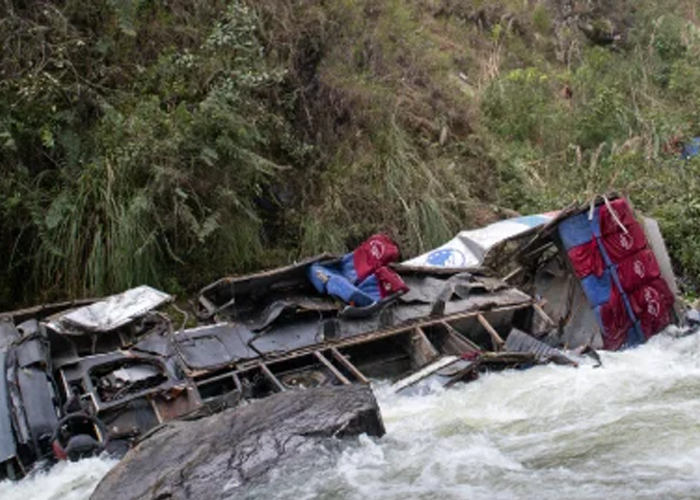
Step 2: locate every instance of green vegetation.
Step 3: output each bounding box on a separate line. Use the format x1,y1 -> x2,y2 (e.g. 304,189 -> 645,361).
1,0 -> 699,307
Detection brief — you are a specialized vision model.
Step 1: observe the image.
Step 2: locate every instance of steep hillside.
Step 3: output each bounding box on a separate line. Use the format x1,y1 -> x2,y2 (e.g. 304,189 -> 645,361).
1,0 -> 698,307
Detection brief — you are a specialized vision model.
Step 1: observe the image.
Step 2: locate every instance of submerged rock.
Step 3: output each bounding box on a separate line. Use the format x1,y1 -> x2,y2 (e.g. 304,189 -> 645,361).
90,385 -> 384,500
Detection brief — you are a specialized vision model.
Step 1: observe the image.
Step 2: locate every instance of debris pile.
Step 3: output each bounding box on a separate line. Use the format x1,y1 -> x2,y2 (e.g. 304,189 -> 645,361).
0,194 -> 689,481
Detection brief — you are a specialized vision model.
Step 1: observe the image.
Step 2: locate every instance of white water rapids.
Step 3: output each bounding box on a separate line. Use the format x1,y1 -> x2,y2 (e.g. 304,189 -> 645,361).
4,329 -> 700,500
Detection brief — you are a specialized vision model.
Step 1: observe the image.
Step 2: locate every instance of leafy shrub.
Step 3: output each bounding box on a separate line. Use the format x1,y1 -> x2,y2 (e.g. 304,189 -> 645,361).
482,67 -> 556,143
0,1 -> 283,302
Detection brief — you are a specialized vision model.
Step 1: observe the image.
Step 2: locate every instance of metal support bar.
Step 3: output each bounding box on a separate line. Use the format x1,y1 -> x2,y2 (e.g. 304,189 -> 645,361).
330,348 -> 369,384
231,372 -> 242,392
440,321 -> 482,352
409,326 -> 440,368
533,303 -> 556,328
477,314 -> 505,351
234,303 -> 530,372
198,295 -> 217,316
196,369 -> 242,389
314,351 -> 351,385
150,397 -> 164,424
259,363 -> 286,392
502,266 -> 524,283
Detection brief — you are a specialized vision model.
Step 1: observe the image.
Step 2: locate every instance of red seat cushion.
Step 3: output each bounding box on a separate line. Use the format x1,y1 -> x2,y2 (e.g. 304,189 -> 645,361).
597,287 -> 633,351
616,249 -> 661,293
568,240 -> 605,278
600,221 -> 647,264
341,234 -> 400,283
629,278 -> 675,338
599,198 -> 637,236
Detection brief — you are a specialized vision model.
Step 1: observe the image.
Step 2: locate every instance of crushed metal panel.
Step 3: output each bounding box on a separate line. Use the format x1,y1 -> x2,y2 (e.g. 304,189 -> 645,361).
253,287 -> 532,351
131,333 -> 174,358
399,273 -> 504,304
249,323 -> 322,357
505,328 -> 576,365
0,352 -> 17,464
175,324 -> 258,371
0,320 -> 19,352
16,367 -> 59,445
643,217 -> 679,296
16,337 -> 47,369
392,355 -> 460,392
440,288 -> 532,316
245,297 -> 339,332
534,256 -> 603,349
395,287 -> 531,322
49,286 -> 171,333
248,273 -> 533,356
402,213 -> 558,269
178,336 -> 232,369
198,254 -> 337,319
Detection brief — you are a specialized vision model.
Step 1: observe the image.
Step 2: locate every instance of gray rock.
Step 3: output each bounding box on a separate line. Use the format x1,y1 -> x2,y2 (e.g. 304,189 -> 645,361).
90,384 -> 385,500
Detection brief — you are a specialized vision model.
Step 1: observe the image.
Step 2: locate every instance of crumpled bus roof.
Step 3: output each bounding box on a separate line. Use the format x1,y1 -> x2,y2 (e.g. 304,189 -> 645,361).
402,212 -> 559,269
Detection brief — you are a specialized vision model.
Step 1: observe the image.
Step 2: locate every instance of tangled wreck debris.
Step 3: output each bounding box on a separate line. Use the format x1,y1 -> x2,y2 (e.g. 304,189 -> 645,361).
0,194 -> 688,481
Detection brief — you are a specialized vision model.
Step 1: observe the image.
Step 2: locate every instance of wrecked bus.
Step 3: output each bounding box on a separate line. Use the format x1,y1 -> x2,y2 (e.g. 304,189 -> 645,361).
0,194 -> 684,480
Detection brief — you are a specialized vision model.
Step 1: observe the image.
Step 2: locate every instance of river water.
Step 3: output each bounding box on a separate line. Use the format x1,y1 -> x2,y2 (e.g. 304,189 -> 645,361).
3,329 -> 700,500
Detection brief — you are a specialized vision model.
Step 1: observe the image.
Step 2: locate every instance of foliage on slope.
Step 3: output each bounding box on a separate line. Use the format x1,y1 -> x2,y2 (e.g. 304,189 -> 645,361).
478,0 -> 700,293
0,0 -> 699,307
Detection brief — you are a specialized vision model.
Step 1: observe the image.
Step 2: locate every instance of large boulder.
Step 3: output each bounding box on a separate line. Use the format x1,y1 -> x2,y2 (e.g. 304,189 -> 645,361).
90,384 -> 384,500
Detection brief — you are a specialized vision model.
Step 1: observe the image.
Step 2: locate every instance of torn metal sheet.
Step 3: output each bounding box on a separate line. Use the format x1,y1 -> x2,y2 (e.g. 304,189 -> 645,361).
248,283 -> 532,356
393,357 -> 478,395
402,213 -> 558,269
49,285 -> 171,334
0,352 -> 17,464
16,368 -> 59,443
392,355 -> 459,392
238,274 -> 529,357
643,217 -> 679,296
534,256 -> 603,349
131,333 -> 174,358
175,324 -> 258,371
246,297 -> 339,331
250,323 -> 322,357
198,254 -> 337,320
0,319 -> 19,352
401,273 -> 478,303
504,328 -> 577,366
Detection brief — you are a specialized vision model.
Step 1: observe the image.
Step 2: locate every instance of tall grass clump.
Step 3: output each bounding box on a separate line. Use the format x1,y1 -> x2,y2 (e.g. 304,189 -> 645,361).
0,1 -> 284,304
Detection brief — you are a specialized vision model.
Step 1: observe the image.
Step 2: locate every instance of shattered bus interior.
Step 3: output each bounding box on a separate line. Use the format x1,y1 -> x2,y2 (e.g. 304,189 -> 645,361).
0,194 -> 686,480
